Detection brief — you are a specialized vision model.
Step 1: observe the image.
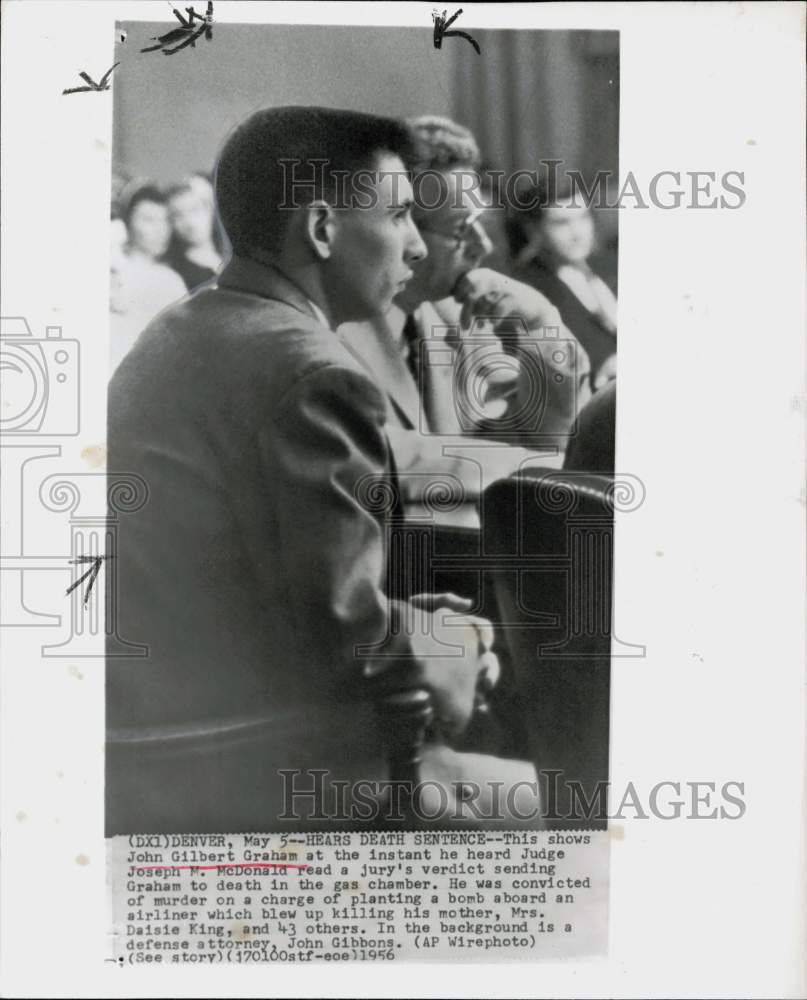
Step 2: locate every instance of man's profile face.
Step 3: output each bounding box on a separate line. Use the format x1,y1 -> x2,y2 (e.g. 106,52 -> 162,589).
397,169 -> 493,310
326,153 -> 427,324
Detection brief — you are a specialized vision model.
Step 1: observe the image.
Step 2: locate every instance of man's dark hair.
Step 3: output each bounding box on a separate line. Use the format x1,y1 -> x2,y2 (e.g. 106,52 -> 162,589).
214,106 -> 415,258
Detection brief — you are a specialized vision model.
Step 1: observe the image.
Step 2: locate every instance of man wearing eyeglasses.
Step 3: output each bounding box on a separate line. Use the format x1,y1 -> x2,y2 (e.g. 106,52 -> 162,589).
340,116 -> 591,504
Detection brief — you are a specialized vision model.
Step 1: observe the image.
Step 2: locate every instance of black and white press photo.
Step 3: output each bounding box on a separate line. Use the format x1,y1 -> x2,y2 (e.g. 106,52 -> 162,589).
1,2 -> 804,996
105,21 -> 622,841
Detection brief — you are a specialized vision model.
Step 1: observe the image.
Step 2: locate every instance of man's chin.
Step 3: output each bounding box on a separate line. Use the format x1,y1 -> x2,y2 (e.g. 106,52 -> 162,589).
393,287 -> 421,312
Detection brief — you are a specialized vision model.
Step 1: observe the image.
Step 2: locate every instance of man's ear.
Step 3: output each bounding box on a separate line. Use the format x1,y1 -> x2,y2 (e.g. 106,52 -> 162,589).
304,200 -> 335,260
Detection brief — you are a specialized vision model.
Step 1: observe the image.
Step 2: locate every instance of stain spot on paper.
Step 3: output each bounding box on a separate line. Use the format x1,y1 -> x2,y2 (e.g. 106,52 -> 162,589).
16,810 -> 28,822
81,444 -> 107,469
609,823 -> 624,841
76,853 -> 90,866
68,664 -> 84,680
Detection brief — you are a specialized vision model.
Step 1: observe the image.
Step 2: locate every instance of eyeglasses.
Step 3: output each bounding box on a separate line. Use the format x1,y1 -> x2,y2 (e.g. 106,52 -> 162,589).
418,207 -> 488,249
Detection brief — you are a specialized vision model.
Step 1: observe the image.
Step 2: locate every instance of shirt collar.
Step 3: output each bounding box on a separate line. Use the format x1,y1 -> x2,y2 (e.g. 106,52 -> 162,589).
218,254 -> 331,329
306,298 -> 329,330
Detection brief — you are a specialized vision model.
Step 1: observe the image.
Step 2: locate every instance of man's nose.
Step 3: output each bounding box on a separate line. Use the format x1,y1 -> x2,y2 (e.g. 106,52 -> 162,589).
405,218 -> 428,264
464,219 -> 494,264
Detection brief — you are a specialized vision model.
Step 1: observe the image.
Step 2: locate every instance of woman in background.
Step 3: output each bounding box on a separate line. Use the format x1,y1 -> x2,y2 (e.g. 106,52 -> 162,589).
109,185 -> 187,374
165,174 -> 224,291
508,180 -> 617,391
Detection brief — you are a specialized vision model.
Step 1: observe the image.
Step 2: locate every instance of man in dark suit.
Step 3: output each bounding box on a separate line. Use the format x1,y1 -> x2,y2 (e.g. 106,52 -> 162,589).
106,107 -> 536,834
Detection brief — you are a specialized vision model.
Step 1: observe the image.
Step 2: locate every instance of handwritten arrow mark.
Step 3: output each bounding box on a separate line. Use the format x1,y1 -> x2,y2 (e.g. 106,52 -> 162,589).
432,8 -> 481,55
141,1 -> 214,55
62,62 -> 119,95
66,556 -> 111,606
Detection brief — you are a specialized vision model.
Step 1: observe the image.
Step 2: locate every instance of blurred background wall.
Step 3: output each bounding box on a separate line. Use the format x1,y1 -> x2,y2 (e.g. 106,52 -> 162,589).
113,24 -> 619,273
451,31 -> 619,194
114,25 -> 454,183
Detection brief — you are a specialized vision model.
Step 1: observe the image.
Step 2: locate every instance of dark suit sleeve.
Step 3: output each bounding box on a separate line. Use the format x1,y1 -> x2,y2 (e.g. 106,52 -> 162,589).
263,364 -> 400,684
261,362 -> 489,737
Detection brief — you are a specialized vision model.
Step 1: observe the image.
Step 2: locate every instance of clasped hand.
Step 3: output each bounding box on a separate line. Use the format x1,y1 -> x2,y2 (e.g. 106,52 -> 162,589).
407,592 -> 500,742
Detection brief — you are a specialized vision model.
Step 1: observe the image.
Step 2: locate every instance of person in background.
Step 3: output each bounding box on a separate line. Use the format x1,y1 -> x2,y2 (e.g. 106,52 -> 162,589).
109,185 -> 187,374
508,178 -> 617,391
124,183 -> 174,261
340,116 -> 590,502
165,174 -> 224,291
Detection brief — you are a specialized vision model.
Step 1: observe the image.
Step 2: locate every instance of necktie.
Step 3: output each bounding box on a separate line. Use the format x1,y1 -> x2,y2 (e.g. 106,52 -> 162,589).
402,312 -> 421,386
